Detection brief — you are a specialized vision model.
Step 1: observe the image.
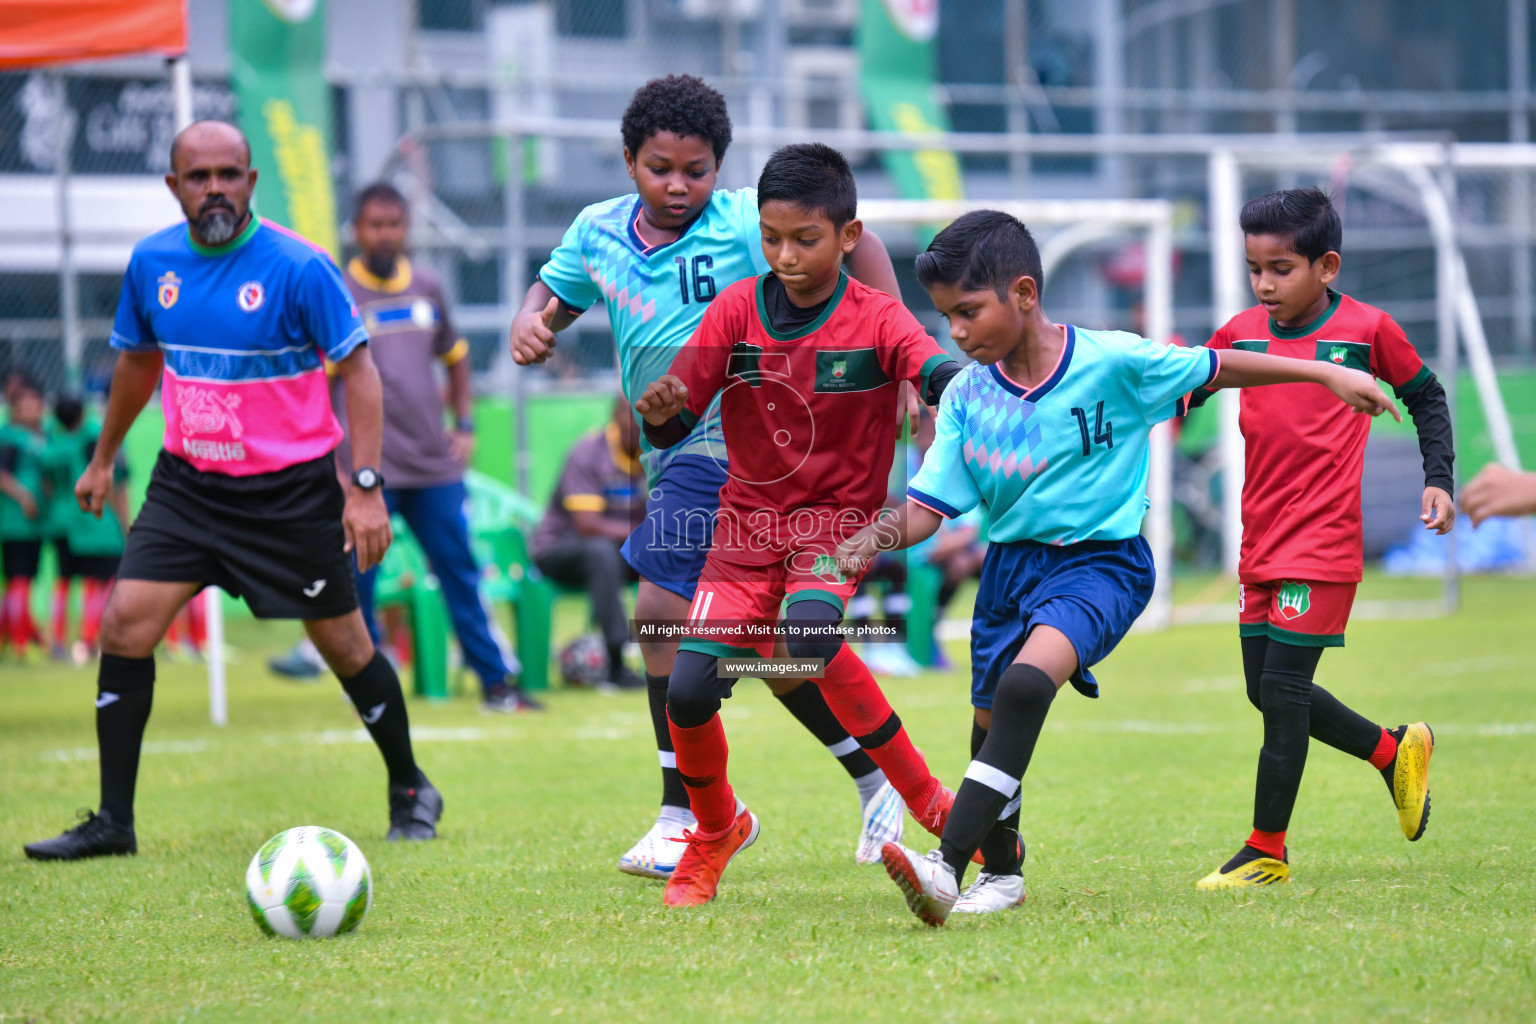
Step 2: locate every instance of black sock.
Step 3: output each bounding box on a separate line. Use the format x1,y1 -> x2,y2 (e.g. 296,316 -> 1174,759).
939,665 -> 1056,880
1241,634 -> 1380,761
774,679 -> 880,780
648,672 -> 689,809
96,653 -> 155,826
1252,640 -> 1322,833
339,651 -> 420,787
1307,683 -> 1385,760
969,720 -> 1023,875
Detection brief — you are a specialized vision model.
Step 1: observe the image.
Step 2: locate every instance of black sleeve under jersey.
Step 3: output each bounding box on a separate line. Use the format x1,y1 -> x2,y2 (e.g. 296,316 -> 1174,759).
924,360 -> 961,405
1399,372 -> 1455,496
0,444 -> 17,475
643,416 -> 689,450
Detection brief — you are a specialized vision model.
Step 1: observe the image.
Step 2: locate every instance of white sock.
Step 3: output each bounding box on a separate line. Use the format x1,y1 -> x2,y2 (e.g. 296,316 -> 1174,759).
656,804 -> 694,830
855,768 -> 888,812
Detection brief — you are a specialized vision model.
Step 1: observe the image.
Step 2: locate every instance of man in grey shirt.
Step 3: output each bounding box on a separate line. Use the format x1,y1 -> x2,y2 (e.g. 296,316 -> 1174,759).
321,182 -> 538,713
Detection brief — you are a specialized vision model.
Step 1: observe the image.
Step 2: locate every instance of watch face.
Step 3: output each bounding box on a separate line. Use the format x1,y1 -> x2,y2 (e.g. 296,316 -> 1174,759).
356,468 -> 377,488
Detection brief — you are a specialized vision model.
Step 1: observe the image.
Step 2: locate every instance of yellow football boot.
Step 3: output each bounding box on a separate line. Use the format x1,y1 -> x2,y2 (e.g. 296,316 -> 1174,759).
1196,853 -> 1290,890
1388,722 -> 1434,841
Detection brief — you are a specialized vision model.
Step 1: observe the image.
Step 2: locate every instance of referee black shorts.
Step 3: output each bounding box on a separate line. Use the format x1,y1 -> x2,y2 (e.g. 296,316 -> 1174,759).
119,450 -> 359,620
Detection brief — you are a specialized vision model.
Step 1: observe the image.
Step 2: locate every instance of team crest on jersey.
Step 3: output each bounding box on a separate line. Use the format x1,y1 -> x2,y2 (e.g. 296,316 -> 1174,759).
832,359 -> 847,379
237,281 -> 265,313
809,554 -> 846,585
1329,346 -> 1347,364
1276,581 -> 1312,620
157,272 -> 180,310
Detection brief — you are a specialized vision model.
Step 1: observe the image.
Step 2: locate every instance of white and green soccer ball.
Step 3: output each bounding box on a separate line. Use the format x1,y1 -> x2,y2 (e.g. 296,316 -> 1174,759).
245,826 -> 372,939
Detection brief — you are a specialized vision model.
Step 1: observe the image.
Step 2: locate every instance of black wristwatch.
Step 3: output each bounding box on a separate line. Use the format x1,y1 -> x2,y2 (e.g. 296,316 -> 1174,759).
351,466 -> 385,491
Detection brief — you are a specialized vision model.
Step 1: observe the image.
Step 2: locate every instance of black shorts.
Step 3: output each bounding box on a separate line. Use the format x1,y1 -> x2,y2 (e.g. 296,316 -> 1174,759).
118,450 -> 358,620
1,539 -> 42,578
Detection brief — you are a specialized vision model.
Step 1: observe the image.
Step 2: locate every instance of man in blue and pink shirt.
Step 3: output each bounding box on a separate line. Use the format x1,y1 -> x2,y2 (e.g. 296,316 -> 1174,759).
25,120 -> 442,862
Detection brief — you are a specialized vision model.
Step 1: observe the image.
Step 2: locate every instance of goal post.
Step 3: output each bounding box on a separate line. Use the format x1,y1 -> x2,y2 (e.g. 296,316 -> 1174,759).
856,198 -> 1179,631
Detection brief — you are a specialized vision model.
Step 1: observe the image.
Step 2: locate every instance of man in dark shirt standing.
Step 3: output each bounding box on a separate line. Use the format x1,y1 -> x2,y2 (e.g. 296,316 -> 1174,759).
336,183 -> 539,713
532,396 -> 647,689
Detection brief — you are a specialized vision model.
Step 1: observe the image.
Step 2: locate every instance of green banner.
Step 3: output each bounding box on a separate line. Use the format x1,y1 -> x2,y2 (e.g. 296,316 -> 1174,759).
857,0 -> 963,205
229,0 -> 339,259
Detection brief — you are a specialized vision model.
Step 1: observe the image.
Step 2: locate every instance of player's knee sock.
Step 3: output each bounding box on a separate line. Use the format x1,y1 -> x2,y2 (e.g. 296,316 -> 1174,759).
773,680 -> 882,785
185,593 -> 207,653
5,577 -> 33,650
1246,634 -> 1386,763
338,651 -> 421,788
970,721 -> 1023,875
96,653 -> 155,826
1308,683 -> 1394,763
816,644 -> 937,811
939,665 -> 1056,880
647,672 -> 690,812
1240,634 -> 1267,712
1252,641 -> 1321,834
51,579 -> 70,648
667,712 -> 736,835
82,580 -> 107,647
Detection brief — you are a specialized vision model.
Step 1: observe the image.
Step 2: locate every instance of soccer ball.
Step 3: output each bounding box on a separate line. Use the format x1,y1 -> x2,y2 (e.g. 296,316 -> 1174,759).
559,633 -> 609,686
245,826 -> 372,939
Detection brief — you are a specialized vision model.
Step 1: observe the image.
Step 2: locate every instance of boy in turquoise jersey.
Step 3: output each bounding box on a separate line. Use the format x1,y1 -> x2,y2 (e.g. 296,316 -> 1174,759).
0,379 -> 48,658
835,211 -> 1400,925
510,75 -> 909,877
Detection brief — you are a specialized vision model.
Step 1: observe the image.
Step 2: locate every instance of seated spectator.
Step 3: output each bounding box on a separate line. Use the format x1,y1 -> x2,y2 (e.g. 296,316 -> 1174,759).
532,396 -> 646,689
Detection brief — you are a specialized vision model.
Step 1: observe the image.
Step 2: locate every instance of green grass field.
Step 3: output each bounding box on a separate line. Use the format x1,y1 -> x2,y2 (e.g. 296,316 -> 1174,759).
3,576 -> 1535,1023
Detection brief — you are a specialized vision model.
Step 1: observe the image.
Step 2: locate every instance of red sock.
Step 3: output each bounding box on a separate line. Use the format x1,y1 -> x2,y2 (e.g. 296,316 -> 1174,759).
1247,828 -> 1287,860
165,613 -> 181,647
5,578 -> 33,651
1368,728 -> 1398,770
82,579 -> 108,647
186,593 -> 207,652
817,645 -> 939,811
51,579 -> 70,648
667,712 -> 736,835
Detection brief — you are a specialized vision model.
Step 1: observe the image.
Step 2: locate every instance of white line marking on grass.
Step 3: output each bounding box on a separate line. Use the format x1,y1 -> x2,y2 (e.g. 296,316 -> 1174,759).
1048,720 -> 1233,734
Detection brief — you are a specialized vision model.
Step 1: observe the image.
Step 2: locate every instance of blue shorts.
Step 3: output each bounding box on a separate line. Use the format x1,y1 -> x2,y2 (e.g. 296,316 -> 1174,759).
621,454 -> 728,600
970,536 -> 1154,707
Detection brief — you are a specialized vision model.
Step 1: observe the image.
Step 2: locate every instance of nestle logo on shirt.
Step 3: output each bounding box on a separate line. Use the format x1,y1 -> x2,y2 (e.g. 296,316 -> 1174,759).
184,439 -> 247,462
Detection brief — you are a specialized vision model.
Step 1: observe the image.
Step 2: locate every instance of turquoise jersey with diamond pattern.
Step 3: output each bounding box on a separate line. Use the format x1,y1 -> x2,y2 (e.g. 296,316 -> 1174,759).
537,189 -> 770,485
908,326 -> 1219,544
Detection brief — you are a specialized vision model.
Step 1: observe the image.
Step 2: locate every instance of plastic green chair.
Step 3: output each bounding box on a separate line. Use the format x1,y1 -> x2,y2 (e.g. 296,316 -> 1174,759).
372,516 -> 451,701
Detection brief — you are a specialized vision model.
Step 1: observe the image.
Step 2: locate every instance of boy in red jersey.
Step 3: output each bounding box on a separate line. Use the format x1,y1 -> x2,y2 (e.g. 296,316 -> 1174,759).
636,143 -> 962,907
1190,188 -> 1455,888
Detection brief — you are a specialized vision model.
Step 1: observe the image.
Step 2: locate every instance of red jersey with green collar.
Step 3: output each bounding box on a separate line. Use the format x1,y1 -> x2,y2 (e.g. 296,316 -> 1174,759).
1203,291 -> 1430,583
668,272 -> 952,565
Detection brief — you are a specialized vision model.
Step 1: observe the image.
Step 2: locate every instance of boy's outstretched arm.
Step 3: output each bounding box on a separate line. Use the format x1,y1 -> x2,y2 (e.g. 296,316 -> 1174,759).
845,230 -> 901,299
834,500 -> 943,577
509,281 -> 581,366
634,374 -> 691,449
1211,349 -> 1402,421
1396,373 -> 1456,533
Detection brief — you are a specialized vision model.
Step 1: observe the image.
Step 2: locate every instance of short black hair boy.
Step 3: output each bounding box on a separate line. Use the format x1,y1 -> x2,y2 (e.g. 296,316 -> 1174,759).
756,142 -> 858,230
914,209 -> 1045,299
1238,187 -> 1341,262
620,74 -> 733,163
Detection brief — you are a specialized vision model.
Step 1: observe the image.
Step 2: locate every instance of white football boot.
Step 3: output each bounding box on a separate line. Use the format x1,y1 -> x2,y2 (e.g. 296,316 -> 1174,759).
880,843 -> 959,926
617,813 -> 695,879
856,781 -> 906,865
951,872 -> 1027,914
